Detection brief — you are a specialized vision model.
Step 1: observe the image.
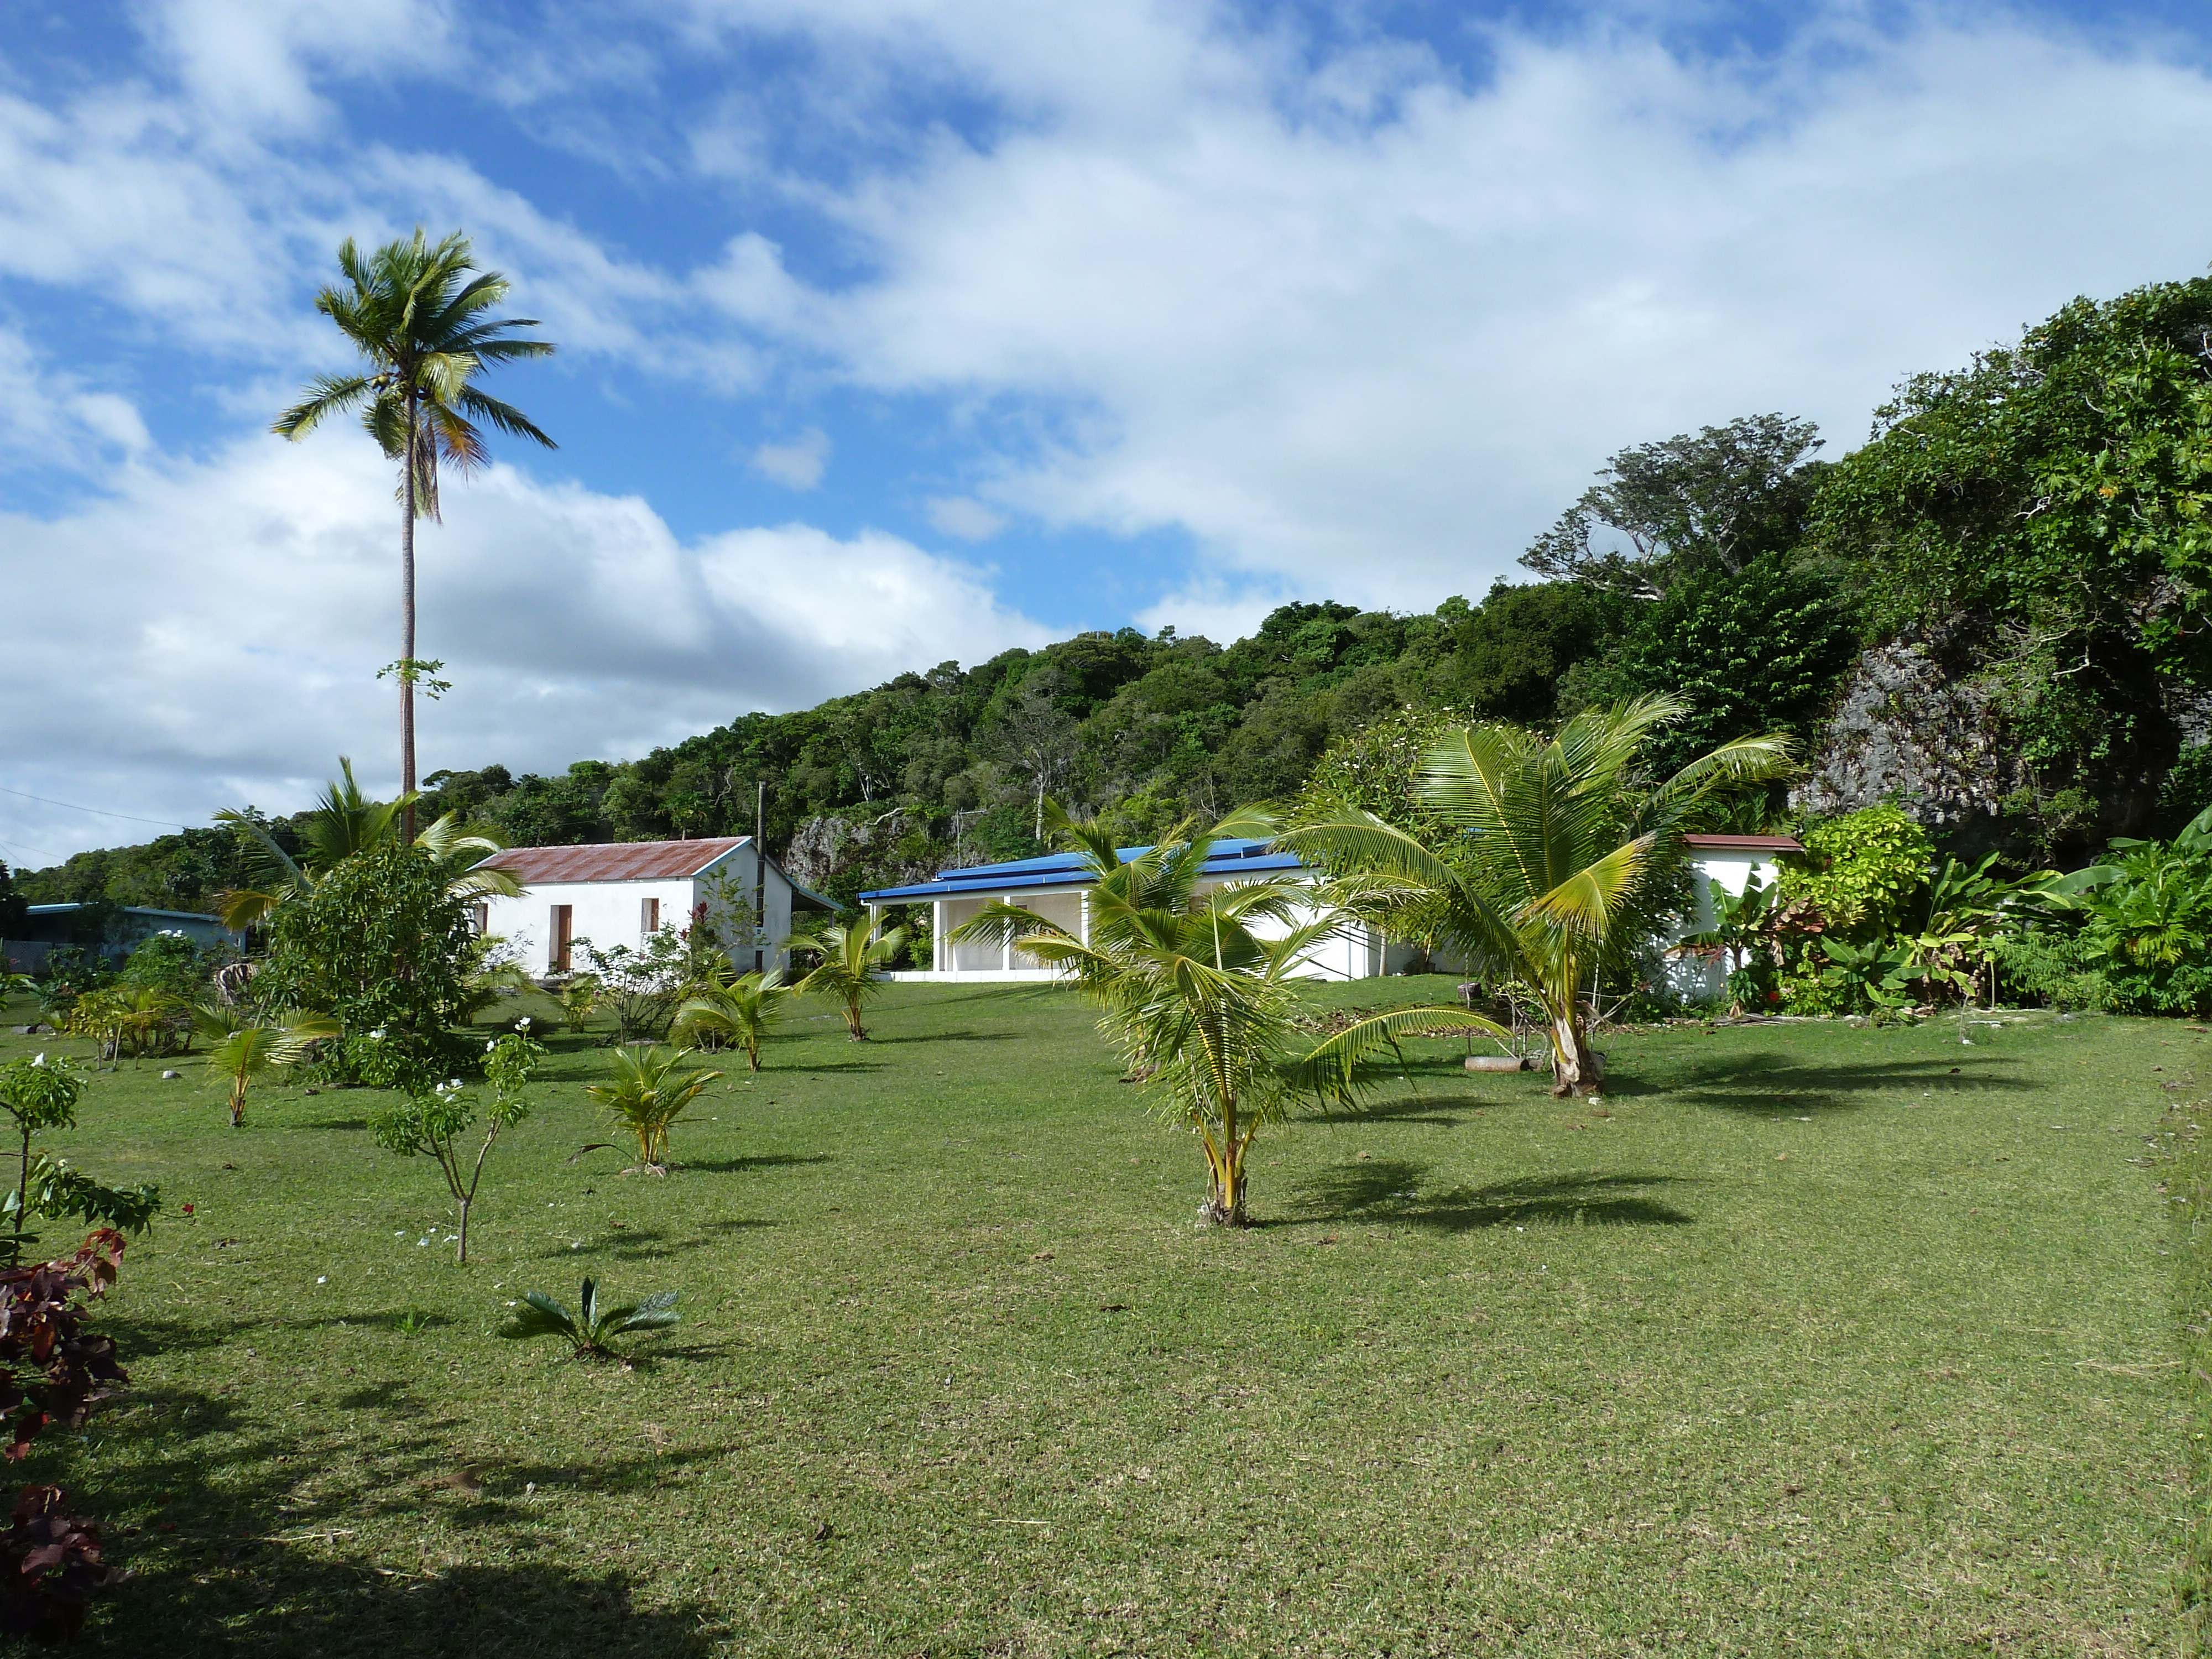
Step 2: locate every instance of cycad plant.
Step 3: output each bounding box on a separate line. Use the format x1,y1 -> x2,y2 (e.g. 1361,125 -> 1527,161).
501,1277 -> 680,1361
195,1008 -> 342,1128
585,1047 -> 723,1175
672,971 -> 791,1071
1279,696 -> 1792,1096
274,231 -> 555,828
789,913 -> 907,1040
954,805 -> 1501,1225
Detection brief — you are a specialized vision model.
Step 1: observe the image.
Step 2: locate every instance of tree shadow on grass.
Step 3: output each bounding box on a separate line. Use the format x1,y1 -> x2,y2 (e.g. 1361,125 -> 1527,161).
769,1058 -> 886,1074
1282,1158 -> 1694,1231
1619,1051 -> 2034,1114
681,1153 -> 831,1175
874,1029 -> 1018,1045
1322,1092 -> 1499,1129
58,1383 -> 725,1655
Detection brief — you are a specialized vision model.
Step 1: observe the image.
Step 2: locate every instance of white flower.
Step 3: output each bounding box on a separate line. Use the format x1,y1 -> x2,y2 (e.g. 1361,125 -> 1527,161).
30,1054 -> 43,1067
370,1028 -> 386,1039
316,1276 -> 327,1285
486,1040 -> 497,1053
517,1017 -> 530,1029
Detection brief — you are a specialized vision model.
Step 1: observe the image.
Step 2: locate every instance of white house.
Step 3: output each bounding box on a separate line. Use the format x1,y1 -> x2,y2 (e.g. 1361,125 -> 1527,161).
477,837 -> 836,978
860,832 -> 1803,990
1665,833 -> 1802,1001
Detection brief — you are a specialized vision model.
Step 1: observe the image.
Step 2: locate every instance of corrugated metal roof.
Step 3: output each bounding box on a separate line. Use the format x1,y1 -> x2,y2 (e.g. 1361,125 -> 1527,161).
482,837 -> 748,884
1683,834 -> 1803,853
860,839 -> 1305,904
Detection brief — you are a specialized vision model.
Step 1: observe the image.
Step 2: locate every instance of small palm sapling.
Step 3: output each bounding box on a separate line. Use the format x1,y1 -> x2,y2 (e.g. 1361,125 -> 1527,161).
584,1046 -> 721,1175
500,1276 -> 679,1361
372,1026 -> 543,1262
195,1007 -> 340,1128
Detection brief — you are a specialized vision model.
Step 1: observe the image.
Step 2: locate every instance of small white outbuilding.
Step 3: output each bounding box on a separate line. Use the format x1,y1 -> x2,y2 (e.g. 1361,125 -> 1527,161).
475,837 -> 836,978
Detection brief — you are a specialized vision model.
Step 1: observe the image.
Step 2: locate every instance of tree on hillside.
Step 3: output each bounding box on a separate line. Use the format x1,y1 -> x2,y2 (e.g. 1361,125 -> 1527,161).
273,230 -> 556,830
1522,414 -> 1825,599
1280,697 -> 1793,1096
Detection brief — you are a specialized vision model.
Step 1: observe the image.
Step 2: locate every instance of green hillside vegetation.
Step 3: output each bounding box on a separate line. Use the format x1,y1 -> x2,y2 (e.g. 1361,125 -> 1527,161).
18,267 -> 2212,917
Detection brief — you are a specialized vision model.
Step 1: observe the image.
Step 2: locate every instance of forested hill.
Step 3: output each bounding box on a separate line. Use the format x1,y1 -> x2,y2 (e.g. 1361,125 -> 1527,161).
20,267 -> 2212,914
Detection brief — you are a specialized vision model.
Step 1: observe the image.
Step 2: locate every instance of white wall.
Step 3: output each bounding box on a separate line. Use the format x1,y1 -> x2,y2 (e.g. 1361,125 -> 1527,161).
1663,850 -> 1789,1004
479,843 -> 807,978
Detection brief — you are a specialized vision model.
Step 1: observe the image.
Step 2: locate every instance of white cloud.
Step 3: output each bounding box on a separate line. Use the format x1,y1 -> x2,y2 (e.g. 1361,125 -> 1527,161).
688,6 -> 2212,608
924,494 -> 1005,540
0,432 -> 1047,859
751,426 -> 830,488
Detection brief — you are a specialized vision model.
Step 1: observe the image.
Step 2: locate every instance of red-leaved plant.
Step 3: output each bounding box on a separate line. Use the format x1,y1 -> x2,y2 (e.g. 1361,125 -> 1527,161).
0,1231 -> 128,1643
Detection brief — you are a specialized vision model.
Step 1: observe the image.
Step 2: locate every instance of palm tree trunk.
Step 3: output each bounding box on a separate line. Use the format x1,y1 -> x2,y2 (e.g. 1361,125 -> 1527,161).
400,395 -> 419,841
1549,1009 -> 1603,1097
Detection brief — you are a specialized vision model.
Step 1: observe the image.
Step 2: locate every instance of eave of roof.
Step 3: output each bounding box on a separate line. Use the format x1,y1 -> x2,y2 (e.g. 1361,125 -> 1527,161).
859,841 -> 1305,905
482,837 -> 749,884
1683,834 -> 1803,852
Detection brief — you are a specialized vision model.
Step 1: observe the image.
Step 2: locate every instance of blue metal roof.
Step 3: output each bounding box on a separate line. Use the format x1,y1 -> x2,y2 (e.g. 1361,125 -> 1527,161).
858,838 -> 1306,904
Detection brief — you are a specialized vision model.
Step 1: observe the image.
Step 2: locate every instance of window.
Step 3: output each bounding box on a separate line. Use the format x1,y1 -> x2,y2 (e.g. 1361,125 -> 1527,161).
468,902 -> 488,936
640,896 -> 660,937
550,904 -> 573,973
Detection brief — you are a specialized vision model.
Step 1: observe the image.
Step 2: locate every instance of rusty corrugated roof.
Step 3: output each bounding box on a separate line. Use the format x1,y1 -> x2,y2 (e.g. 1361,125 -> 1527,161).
1683,833 -> 1802,852
481,837 -> 748,884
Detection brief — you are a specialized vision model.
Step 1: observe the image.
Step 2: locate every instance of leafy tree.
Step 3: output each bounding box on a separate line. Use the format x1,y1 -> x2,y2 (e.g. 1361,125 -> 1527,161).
1281,698 -> 1793,1096
570,930 -> 691,1044
953,806 -> 1500,1224
254,841 -> 477,1070
1523,414 -> 1826,599
0,864 -> 24,941
273,231 -> 556,825
215,759 -> 518,932
585,1047 -> 722,1175
194,1008 -> 341,1128
500,1277 -> 679,1361
371,1029 -> 542,1262
790,913 -> 907,1040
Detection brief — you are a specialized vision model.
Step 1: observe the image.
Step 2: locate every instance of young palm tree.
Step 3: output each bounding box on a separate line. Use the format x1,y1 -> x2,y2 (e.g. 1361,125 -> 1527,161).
954,806 -> 1502,1225
213,758 -> 520,930
273,231 -> 556,828
1278,696 -> 1792,1097
195,1008 -> 341,1128
789,914 -> 908,1040
672,971 -> 791,1071
585,1046 -> 723,1175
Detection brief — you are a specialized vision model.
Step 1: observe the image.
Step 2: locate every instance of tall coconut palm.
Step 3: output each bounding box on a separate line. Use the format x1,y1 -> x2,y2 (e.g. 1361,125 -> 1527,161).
789,914 -> 909,1040
1277,696 -> 1792,1097
213,757 -> 521,931
273,230 -> 556,829
954,805 -> 1503,1225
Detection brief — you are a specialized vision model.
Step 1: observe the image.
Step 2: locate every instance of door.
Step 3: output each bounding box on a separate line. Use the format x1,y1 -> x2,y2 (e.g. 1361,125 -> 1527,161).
550,904 -> 573,973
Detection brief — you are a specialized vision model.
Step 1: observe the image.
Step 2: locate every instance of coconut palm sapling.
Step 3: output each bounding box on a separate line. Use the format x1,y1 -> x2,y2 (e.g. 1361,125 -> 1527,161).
195,1008 -> 341,1128
585,1046 -> 722,1175
672,971 -> 791,1071
953,806 -> 1504,1225
790,914 -> 907,1040
1279,697 -> 1793,1096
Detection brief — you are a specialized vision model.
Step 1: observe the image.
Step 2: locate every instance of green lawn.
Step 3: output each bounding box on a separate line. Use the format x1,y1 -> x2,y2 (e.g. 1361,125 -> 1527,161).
3,982 -> 2195,1656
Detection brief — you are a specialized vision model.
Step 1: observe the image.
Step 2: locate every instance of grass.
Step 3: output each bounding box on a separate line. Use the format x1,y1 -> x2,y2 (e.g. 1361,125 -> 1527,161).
0,980 -> 2196,1656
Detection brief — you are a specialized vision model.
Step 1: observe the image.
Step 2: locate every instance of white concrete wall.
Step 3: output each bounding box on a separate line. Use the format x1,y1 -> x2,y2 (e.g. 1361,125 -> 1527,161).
479,843 -> 805,978
1663,850 -> 1789,1004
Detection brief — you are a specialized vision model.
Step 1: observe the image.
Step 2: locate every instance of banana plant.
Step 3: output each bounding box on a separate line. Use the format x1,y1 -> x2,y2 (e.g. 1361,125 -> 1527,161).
499,1277 -> 679,1360
1815,937 -> 1917,1013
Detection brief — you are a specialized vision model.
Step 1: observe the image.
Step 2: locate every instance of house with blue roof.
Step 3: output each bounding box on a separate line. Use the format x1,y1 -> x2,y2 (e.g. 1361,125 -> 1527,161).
858,838 -> 1404,982
858,832 -> 1806,988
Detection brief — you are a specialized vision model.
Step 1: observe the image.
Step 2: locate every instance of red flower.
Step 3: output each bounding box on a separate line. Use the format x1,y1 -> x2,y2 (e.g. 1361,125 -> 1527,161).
180,1204 -> 194,1215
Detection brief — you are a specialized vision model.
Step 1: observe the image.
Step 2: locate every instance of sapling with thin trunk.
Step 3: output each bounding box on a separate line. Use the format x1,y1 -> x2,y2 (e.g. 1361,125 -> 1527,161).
372,1025 -> 542,1263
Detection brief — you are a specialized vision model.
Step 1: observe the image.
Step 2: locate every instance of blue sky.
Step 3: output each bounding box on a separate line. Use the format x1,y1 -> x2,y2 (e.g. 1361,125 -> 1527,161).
5,0 -> 2212,864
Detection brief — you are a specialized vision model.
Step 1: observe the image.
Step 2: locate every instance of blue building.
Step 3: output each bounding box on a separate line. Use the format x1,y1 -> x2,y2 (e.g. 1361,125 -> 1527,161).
4,904 -> 243,973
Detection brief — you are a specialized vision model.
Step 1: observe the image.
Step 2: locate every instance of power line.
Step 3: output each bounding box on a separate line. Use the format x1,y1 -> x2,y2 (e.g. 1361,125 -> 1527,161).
0,786 -> 192,831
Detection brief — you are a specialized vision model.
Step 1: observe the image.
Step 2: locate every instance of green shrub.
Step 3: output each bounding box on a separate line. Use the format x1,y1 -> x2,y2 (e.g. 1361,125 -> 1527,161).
255,842 -> 476,1073
1778,805 -> 1933,937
